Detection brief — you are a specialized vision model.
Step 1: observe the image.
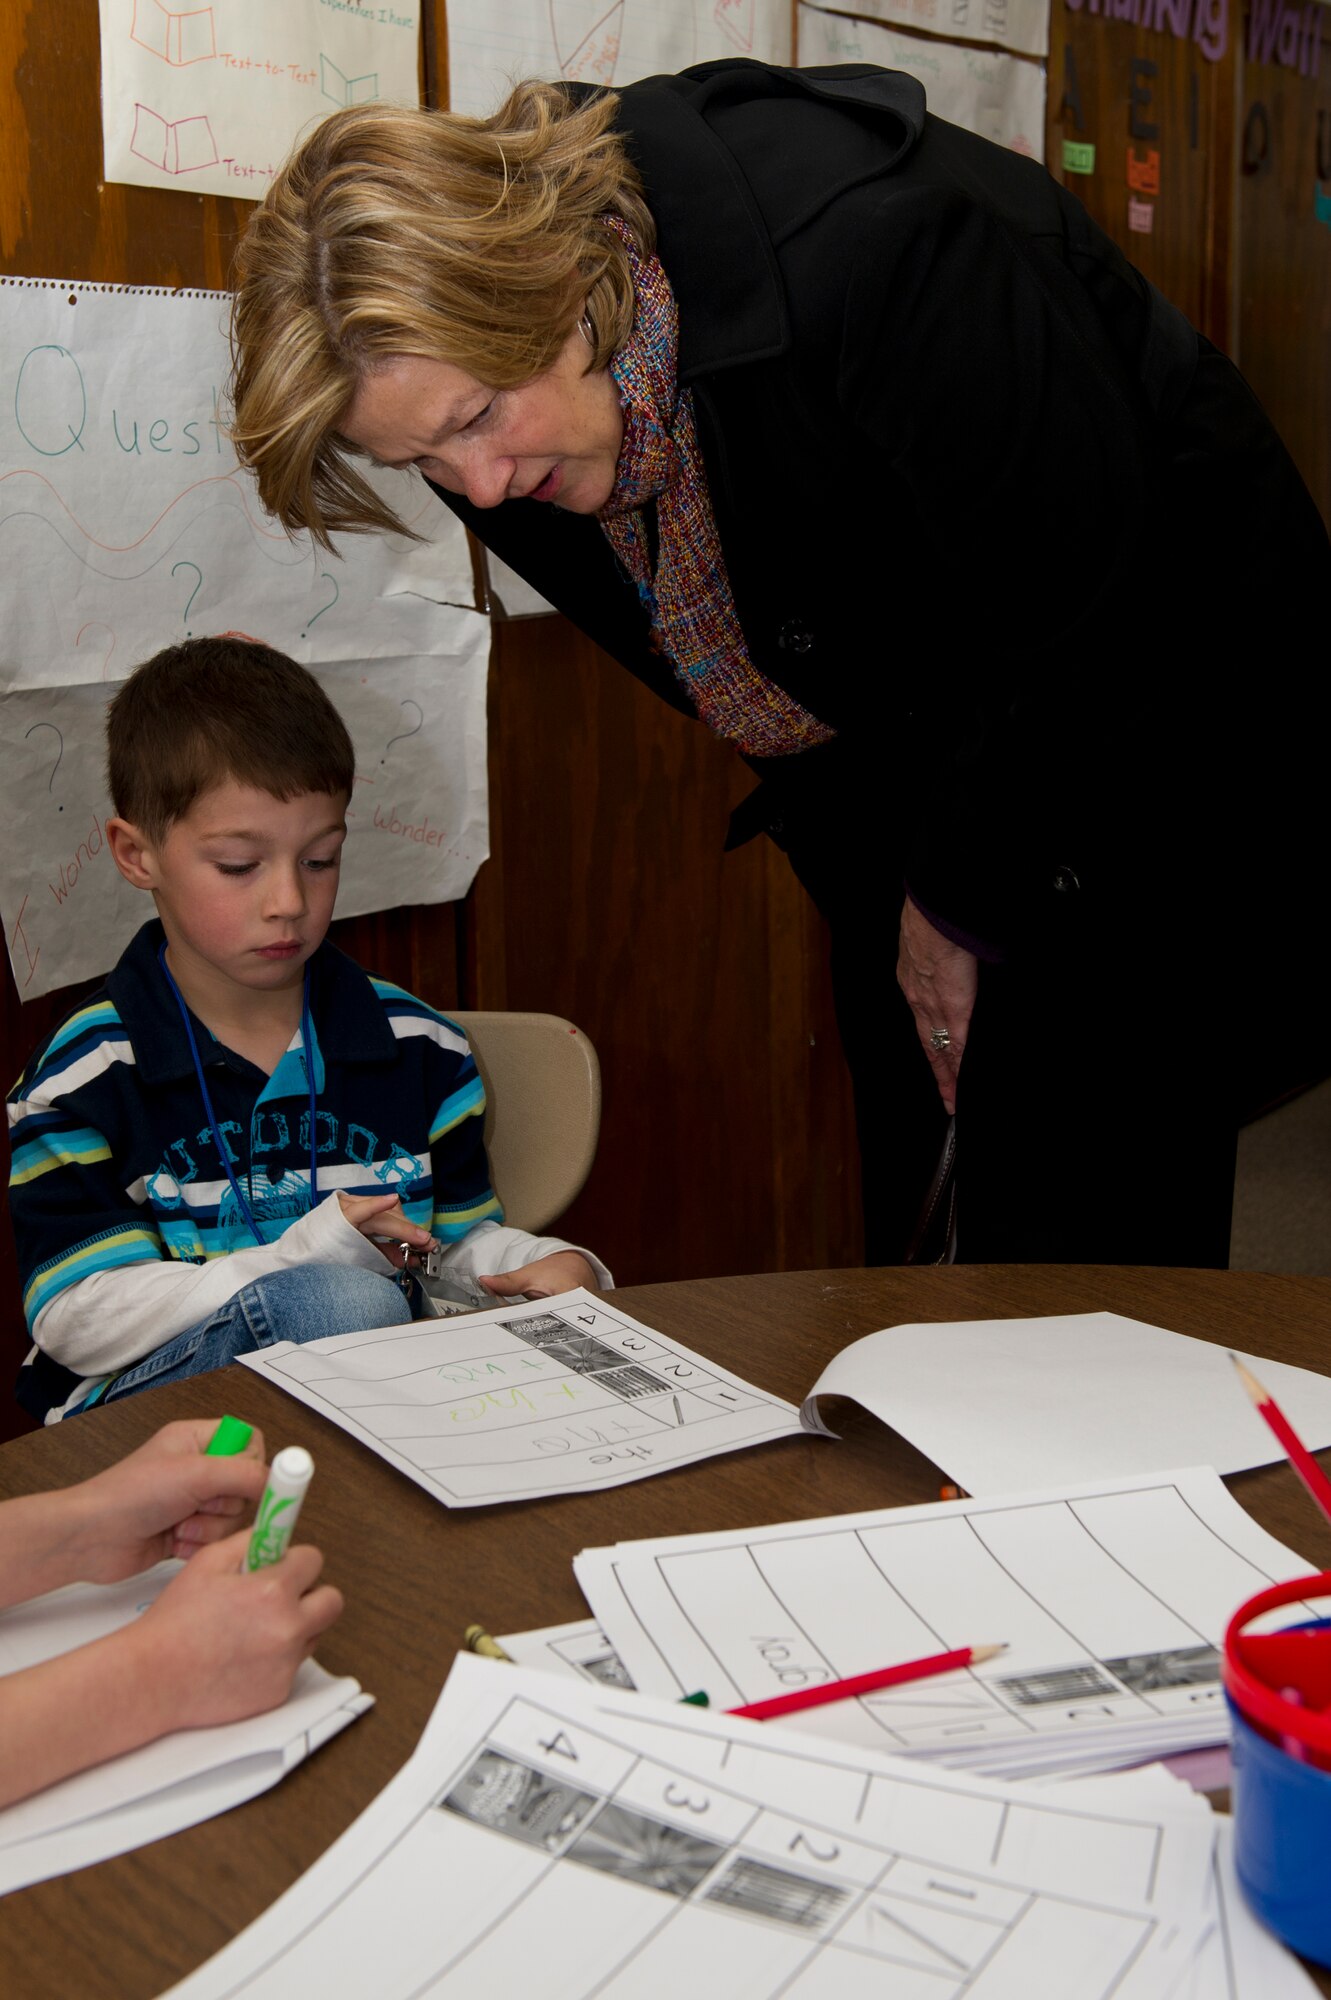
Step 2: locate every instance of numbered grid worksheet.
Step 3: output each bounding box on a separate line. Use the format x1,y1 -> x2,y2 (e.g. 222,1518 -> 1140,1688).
574,1467 -> 1313,1777
240,1289 -> 804,1505
164,1655 -> 1213,2000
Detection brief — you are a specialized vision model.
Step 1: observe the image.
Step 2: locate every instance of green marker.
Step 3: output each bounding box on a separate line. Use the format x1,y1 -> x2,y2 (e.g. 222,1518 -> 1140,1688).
205,1414 -> 254,1456
246,1447 -> 314,1571
680,1690 -> 710,1707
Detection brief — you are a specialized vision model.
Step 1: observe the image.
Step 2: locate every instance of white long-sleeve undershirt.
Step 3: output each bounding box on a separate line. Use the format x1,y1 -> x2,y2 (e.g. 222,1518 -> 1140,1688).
31,1194 -> 613,1380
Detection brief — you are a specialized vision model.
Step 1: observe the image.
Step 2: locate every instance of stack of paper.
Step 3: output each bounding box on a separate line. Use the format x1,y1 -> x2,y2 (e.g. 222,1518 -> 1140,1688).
167,1653 -> 1274,2000
570,1465 -> 1315,1781
0,1560 -> 371,1895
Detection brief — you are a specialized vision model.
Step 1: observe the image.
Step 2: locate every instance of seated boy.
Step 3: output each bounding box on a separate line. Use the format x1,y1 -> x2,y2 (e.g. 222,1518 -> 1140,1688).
8,637 -> 609,1422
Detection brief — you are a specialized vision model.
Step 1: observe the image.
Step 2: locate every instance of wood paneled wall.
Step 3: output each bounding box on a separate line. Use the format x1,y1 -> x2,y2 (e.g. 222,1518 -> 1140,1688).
1047,0 -> 1331,522
2,0 -> 1327,1446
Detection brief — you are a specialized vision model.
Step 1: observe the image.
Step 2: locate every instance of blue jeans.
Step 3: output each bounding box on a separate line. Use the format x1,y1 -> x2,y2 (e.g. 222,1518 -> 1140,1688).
98,1264 -> 413,1405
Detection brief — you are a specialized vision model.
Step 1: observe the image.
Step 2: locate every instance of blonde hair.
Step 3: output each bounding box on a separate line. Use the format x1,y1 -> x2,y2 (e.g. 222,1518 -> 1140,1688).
229,83 -> 652,549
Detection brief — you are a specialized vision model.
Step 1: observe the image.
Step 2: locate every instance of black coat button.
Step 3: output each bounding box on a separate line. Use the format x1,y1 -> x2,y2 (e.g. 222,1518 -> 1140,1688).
777,619 -> 814,655
1052,865 -> 1081,894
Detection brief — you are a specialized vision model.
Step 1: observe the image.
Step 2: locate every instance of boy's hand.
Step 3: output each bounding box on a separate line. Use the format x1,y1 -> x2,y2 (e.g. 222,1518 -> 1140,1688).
129,1529 -> 344,1733
336,1191 -> 437,1269
53,1419 -> 269,1587
479,1251 -> 599,1302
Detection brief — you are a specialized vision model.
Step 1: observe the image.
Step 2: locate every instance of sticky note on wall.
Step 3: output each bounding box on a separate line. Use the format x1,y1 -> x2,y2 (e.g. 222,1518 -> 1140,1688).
1128,198 -> 1155,232
1127,147 -> 1161,195
1063,140 -> 1097,174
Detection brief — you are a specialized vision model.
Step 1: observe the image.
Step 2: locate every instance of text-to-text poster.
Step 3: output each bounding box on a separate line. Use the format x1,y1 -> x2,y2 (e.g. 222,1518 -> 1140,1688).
99,0 -> 421,199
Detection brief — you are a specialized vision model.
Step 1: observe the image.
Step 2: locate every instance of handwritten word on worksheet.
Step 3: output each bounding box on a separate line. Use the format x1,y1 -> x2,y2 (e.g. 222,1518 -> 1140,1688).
165,1654 -> 1211,2000
240,1289 -> 805,1504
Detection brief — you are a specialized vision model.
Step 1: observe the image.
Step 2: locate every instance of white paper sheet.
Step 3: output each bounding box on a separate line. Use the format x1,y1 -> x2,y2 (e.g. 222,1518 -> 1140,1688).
163,1653 -> 1214,2000
0,277 -> 487,998
574,1466 -> 1315,1778
1186,1818 -> 1322,2000
98,0 -> 420,200
0,1561 -> 370,1896
239,1287 -> 807,1505
446,0 -> 794,119
802,0 -> 1049,59
800,1310 -> 1331,1495
797,3 -> 1046,159
499,1617 -> 638,1687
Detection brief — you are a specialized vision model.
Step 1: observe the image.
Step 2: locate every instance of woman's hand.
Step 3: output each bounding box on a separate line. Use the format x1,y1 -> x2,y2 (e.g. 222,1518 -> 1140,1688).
129,1529 -> 344,1734
896,899 -> 978,1115
20,1419 -> 270,1600
337,1191 -> 438,1269
479,1251 -> 599,1302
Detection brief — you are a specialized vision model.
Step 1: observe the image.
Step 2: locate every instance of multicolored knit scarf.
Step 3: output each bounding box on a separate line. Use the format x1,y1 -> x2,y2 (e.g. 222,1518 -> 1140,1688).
596,217 -> 835,760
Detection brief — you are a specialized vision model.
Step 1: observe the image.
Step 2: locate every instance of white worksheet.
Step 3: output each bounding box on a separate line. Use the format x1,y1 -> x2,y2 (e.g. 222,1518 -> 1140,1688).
800,1310 -> 1331,1495
1188,1818 -> 1322,2000
239,1288 -> 806,1505
0,1561 -> 370,1896
500,1617 -> 637,1687
575,1467 -> 1315,1779
164,1654 -> 1214,2000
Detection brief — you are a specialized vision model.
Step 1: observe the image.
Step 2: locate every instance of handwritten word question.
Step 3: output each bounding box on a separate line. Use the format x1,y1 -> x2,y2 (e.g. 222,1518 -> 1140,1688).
12,345 -> 228,460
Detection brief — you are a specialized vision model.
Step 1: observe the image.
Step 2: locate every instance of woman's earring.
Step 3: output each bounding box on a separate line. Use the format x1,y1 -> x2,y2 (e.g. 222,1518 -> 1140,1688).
579,313 -> 595,347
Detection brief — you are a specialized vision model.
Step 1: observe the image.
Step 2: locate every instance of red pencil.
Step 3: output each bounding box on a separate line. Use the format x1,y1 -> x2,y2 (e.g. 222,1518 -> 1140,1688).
1231,1352 -> 1331,1531
727,1643 -> 1008,1722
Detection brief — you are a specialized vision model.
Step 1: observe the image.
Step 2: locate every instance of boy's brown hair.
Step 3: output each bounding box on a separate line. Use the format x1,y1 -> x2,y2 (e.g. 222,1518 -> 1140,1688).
107,636 -> 355,844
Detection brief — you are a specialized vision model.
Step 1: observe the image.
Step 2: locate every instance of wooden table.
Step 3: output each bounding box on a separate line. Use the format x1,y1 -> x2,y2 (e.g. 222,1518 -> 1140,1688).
2,1265 -> 1330,1998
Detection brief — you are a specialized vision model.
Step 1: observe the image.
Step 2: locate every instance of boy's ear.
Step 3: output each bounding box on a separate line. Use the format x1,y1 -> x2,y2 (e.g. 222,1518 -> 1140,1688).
106,818 -> 161,891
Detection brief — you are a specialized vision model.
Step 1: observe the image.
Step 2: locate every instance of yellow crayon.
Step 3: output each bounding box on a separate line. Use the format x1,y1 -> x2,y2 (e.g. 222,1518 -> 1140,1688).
464,1624 -> 515,1662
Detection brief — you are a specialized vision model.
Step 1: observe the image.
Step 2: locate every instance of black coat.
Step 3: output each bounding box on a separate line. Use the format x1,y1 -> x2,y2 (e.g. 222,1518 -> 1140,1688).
436,58 -> 1329,964
437,60 -> 1330,1264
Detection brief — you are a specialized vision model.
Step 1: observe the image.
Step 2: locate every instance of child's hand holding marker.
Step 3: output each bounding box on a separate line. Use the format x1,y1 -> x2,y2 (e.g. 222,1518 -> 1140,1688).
132,1430 -> 339,1732
0,1417 -> 343,1810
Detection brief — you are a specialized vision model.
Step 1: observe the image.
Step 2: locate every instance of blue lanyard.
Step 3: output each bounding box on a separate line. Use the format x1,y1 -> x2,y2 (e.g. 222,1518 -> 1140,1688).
158,943 -> 319,1249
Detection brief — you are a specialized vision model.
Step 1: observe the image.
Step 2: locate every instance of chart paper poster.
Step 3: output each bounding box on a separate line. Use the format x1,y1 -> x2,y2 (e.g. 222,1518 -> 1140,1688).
446,0 -> 794,118
98,0 -> 421,199
798,3 -> 1047,159
801,0 -> 1049,60
0,278 -> 486,999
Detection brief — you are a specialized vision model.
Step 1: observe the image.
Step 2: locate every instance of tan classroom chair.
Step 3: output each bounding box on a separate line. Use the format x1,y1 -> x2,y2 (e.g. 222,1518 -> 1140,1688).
449,1012 -> 601,1234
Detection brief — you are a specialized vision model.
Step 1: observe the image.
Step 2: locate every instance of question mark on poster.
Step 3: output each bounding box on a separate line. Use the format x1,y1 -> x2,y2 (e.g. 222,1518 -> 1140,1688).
303,572 -> 340,638
172,561 -> 203,635
25,722 -> 65,810
75,621 -> 117,680
382,700 -> 424,763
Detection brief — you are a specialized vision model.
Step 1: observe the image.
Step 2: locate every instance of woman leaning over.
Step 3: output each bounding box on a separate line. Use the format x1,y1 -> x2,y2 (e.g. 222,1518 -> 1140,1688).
228,59 -> 1331,1269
